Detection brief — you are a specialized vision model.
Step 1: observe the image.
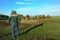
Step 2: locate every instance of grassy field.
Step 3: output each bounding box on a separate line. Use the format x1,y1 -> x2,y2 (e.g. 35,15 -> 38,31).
0,16 -> 60,40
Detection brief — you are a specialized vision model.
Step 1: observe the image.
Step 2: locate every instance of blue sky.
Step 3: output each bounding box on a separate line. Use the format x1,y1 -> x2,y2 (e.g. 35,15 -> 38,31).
0,0 -> 60,16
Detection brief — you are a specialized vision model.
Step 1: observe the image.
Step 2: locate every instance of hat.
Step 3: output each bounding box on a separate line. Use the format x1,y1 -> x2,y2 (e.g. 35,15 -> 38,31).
11,10 -> 17,16
11,10 -> 17,15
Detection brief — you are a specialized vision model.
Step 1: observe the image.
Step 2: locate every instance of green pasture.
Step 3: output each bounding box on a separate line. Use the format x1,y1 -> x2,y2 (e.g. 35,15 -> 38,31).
0,16 -> 60,40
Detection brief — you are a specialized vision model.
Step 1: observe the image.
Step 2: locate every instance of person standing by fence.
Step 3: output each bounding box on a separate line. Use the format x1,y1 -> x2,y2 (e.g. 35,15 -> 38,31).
9,10 -> 21,39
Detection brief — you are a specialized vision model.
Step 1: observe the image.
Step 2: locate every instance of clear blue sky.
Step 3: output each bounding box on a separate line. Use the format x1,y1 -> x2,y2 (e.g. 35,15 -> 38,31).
0,0 -> 60,16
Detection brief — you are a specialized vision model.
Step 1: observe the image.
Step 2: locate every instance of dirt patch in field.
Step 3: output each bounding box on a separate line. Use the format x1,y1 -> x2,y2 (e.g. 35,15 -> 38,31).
0,21 -> 11,27
0,20 -> 59,27
0,20 -> 42,27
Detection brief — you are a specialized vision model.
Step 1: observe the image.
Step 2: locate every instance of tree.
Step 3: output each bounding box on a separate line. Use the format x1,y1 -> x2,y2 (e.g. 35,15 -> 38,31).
47,15 -> 52,18
26,15 -> 30,20
0,14 -> 9,20
42,15 -> 46,19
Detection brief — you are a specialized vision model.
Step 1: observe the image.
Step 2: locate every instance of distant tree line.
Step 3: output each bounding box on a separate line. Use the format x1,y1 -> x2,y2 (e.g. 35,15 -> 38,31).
0,14 -> 9,20
0,14 -> 51,20
18,14 -> 52,20
0,10 -> 52,20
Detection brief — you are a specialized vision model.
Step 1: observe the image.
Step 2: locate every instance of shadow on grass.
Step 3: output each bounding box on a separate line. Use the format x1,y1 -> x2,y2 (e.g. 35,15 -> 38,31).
0,25 -> 29,37
0,23 -> 56,40
19,23 -> 44,36
0,23 -> 44,38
